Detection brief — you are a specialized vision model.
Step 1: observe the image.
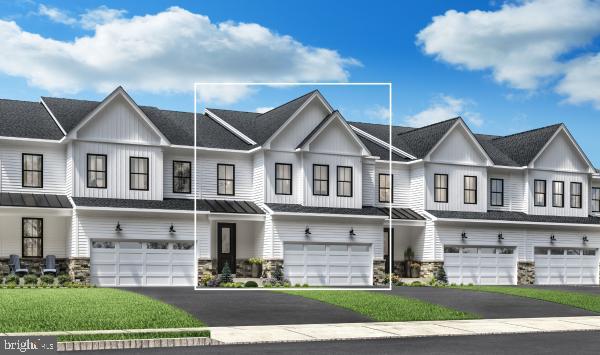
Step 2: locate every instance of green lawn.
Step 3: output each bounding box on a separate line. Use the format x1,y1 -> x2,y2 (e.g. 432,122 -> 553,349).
282,290 -> 476,322
0,289 -> 205,338
456,286 -> 600,313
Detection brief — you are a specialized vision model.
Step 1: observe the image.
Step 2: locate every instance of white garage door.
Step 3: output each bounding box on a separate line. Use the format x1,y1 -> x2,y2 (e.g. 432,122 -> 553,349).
91,240 -> 195,287
534,248 -> 598,285
444,246 -> 517,285
284,243 -> 372,286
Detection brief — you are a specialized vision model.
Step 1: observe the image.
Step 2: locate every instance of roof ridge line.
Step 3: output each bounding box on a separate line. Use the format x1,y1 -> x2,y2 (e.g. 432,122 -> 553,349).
257,90 -> 318,118
492,123 -> 563,141
207,108 -> 261,114
397,117 -> 460,136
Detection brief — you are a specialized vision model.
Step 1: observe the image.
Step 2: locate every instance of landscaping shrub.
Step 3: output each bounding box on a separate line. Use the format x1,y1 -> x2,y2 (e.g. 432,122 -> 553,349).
206,275 -> 221,287
23,274 -> 38,286
5,274 -> 18,285
302,284 -> 309,287
244,280 -> 258,287
220,282 -> 244,288
57,274 -> 71,286
40,274 -> 55,286
199,272 -> 213,286
263,264 -> 290,287
410,281 -> 423,287
435,266 -> 448,285
220,262 -> 233,284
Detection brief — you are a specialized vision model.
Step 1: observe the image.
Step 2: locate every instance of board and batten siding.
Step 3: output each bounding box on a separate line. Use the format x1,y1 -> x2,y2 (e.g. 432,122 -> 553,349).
0,141 -> 66,195
533,130 -> 590,173
302,152 -> 362,208
74,214 -> 209,258
425,163 -> 487,212
306,119 -> 364,156
0,214 -> 69,258
428,125 -> 489,166
487,170 -> 525,212
527,170 -> 588,217
270,217 -> 384,259
269,99 -> 329,150
71,141 -> 163,200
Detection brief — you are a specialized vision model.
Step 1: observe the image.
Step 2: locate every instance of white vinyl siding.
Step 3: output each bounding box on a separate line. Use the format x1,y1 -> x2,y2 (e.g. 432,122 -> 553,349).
426,163 -> 487,212
303,152 -> 362,208
528,170 -> 588,217
0,214 -> 69,258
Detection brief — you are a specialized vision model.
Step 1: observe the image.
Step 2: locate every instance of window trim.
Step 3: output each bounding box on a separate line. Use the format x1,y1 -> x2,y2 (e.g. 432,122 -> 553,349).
312,164 -> 329,196
172,160 -> 192,194
336,165 -> 353,197
22,217 -> 43,258
217,163 -> 235,196
552,180 -> 564,208
570,182 -> 582,209
592,187 -> 600,213
434,173 -> 449,203
489,178 -> 504,207
463,175 -> 478,205
129,156 -> 150,191
378,173 -> 393,203
22,153 -> 43,188
274,163 -> 292,195
534,179 -> 546,207
86,153 -> 108,189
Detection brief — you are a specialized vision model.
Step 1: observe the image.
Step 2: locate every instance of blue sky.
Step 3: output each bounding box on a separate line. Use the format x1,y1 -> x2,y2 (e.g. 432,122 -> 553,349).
1,0 -> 599,164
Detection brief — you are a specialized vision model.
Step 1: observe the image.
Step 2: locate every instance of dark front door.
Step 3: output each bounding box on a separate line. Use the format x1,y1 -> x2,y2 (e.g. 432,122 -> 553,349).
384,228 -> 394,273
217,223 -> 236,274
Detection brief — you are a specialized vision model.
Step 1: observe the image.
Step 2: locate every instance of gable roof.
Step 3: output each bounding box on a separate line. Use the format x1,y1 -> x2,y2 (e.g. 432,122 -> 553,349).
0,99 -> 64,140
486,124 -> 562,166
394,118 -> 460,158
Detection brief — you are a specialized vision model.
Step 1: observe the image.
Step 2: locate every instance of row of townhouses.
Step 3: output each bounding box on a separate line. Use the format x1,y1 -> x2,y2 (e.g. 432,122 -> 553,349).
1,87 -> 599,287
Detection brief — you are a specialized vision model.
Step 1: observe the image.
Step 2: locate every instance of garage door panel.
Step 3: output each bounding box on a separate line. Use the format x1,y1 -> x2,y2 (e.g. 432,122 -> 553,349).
444,246 -> 517,285
93,264 -> 116,274
535,248 -> 598,285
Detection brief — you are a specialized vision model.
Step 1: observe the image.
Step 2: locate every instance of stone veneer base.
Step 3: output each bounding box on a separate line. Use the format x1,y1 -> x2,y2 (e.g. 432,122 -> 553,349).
0,257 -> 90,284
518,262 -> 535,285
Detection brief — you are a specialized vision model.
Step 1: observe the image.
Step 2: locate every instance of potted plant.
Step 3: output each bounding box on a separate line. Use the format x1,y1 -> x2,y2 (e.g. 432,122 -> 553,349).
248,257 -> 263,278
403,248 -> 415,277
410,262 -> 421,278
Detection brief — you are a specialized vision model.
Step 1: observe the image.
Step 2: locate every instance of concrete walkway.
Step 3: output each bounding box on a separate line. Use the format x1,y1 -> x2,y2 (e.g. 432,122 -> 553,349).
208,316 -> 600,344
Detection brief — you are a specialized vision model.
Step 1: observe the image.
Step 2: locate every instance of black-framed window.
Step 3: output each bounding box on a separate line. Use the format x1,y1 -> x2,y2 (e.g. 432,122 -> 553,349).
275,163 -> 292,195
490,178 -> 504,207
571,182 -> 582,208
534,179 -> 546,207
87,154 -> 107,188
379,174 -> 393,203
313,164 -> 329,196
22,153 -> 43,188
217,164 -> 235,195
337,166 -> 353,197
434,174 -> 448,203
552,181 -> 564,208
22,218 -> 42,258
592,188 -> 600,212
129,157 -> 149,191
464,176 -> 477,204
173,161 -> 191,193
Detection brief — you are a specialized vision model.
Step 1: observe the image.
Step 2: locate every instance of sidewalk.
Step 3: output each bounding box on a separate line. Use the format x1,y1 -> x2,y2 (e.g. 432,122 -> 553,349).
208,316 -> 600,344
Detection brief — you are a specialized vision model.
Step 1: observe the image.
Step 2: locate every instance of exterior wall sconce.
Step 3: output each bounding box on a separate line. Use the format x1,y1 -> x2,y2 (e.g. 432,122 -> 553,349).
349,227 -> 356,238
169,224 -> 176,233
305,226 -> 311,238
498,233 -> 504,241
115,221 -> 122,232
461,232 -> 467,240
550,235 -> 556,242
583,235 -> 589,243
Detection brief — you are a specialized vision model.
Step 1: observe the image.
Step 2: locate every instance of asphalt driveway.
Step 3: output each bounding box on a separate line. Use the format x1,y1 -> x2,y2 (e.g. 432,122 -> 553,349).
389,286 -> 597,318
124,287 -> 370,326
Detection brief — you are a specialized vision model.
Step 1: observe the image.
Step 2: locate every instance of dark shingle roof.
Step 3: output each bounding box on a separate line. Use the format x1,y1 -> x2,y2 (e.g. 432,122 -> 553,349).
267,203 -> 423,220
486,124 -> 562,166
72,197 -> 264,214
428,210 -> 600,225
0,99 -> 64,140
0,193 -> 71,208
41,97 -> 99,133
296,111 -> 337,149
358,137 -> 410,161
394,118 -> 459,158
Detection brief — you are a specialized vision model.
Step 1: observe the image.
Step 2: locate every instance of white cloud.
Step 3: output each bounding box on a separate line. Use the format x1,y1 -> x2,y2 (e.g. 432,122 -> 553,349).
556,53 -> 600,109
364,105 -> 390,123
417,0 -> 600,91
37,4 -> 76,25
255,106 -> 273,113
405,95 -> 483,127
3,6 -> 359,103
79,6 -> 126,30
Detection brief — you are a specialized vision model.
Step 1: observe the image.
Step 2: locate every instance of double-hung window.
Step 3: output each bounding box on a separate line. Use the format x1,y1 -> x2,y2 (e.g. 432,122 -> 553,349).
552,181 -> 564,207
378,174 -> 392,203
434,174 -> 448,203
275,163 -> 292,195
87,154 -> 107,188
173,161 -> 191,193
313,164 -> 329,196
464,176 -> 477,204
130,157 -> 149,191
571,182 -> 582,208
217,164 -> 235,195
22,154 -> 43,188
22,218 -> 42,257
534,180 -> 546,207
490,178 -> 504,206
337,166 -> 353,197
592,187 -> 600,213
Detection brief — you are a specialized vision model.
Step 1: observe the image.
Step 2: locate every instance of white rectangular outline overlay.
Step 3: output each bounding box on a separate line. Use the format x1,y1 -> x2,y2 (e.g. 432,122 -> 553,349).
194,82 -> 393,291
